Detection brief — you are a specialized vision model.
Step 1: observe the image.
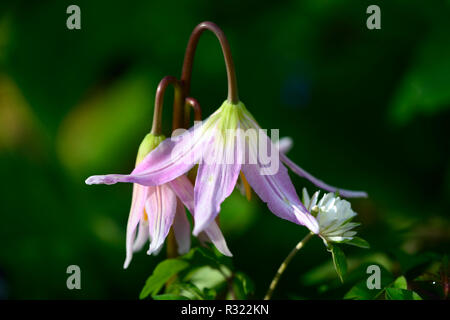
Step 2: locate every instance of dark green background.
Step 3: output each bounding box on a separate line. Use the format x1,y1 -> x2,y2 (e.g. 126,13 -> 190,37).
0,0 -> 448,299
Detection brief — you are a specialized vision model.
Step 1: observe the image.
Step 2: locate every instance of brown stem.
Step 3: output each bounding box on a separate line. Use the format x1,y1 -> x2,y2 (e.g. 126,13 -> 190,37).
166,230 -> 178,259
151,76 -> 182,135
181,21 -> 239,104
150,76 -> 183,259
185,97 -> 202,124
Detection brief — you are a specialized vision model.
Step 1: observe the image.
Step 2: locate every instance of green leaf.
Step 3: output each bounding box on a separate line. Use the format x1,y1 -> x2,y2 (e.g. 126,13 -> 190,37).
202,287 -> 217,300
174,282 -> 211,300
392,276 -> 408,289
182,247 -> 233,271
331,245 -> 347,283
187,266 -> 227,292
385,288 -> 422,300
152,294 -> 190,300
344,264 -> 395,300
139,259 -> 190,299
233,272 -> 255,299
342,237 -> 370,249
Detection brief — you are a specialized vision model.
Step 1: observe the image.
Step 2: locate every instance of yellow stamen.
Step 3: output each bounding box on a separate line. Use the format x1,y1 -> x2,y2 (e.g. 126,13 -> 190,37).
240,171 -> 252,201
143,209 -> 148,221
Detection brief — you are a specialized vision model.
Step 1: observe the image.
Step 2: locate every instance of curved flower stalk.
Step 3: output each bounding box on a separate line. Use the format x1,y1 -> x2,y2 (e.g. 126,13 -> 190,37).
264,189 -> 367,299
86,100 -> 320,235
123,133 -> 231,269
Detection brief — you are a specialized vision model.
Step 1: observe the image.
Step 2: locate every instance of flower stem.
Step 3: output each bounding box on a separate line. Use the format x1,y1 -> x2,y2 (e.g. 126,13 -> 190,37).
181,21 -> 239,104
264,232 -> 314,300
185,96 -> 202,124
150,76 -> 182,135
166,229 -> 178,259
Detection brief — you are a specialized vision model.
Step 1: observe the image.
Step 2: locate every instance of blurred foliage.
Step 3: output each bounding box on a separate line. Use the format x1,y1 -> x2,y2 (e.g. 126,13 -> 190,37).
0,0 -> 449,299
140,247 -> 254,300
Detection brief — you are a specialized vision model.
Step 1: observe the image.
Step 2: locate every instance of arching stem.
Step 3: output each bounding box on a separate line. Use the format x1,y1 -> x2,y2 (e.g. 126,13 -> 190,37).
181,21 -> 239,104
150,76 -> 182,135
185,97 -> 202,123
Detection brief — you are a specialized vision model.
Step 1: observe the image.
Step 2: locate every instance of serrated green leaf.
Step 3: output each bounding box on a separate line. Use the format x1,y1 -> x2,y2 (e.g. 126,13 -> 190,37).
331,245 -> 347,283
342,237 -> 370,249
152,294 -> 190,300
385,288 -> 422,300
392,276 -> 408,289
139,259 -> 190,299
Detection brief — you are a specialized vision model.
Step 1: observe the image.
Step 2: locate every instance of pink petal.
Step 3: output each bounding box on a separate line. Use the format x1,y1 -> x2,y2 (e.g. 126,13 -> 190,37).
172,200 -> 191,255
168,175 -> 195,213
146,184 -> 178,255
168,174 -> 232,256
192,130 -> 242,235
239,110 -> 367,199
240,125 -> 319,233
280,153 -> 368,198
132,219 -> 149,252
85,122 -> 212,187
123,184 -> 149,269
202,221 -> 233,257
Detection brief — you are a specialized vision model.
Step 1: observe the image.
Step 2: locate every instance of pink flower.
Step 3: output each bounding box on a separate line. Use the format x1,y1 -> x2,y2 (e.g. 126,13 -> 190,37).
87,100 -> 366,239
95,133 -> 232,269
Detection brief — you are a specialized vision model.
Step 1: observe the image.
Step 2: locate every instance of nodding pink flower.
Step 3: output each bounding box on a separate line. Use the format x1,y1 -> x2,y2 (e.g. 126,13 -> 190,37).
105,133 -> 231,269
87,100 -> 366,237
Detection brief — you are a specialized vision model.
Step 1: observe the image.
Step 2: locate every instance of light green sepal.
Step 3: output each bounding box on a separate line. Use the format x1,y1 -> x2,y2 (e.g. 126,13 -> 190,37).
136,133 -> 165,164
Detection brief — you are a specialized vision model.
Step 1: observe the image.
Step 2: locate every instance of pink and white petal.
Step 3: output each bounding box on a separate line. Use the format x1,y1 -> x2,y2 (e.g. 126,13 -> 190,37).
172,200 -> 191,255
192,130 -> 242,236
132,219 -> 149,252
146,184 -> 178,255
202,221 -> 232,257
168,175 -> 195,213
168,175 -> 231,256
123,184 -> 149,269
241,129 -> 319,233
280,154 -> 368,199
239,109 -> 367,199
85,122 -> 214,187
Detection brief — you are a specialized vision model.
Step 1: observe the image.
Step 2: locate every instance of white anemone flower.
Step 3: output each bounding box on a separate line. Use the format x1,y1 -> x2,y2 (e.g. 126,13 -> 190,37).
302,188 -> 359,245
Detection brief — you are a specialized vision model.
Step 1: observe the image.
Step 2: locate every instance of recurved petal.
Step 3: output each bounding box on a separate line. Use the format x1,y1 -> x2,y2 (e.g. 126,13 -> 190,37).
85,122 -> 213,187
124,184 -> 149,269
239,111 -> 367,199
172,200 -> 191,255
146,184 -> 178,255
280,153 -> 368,198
